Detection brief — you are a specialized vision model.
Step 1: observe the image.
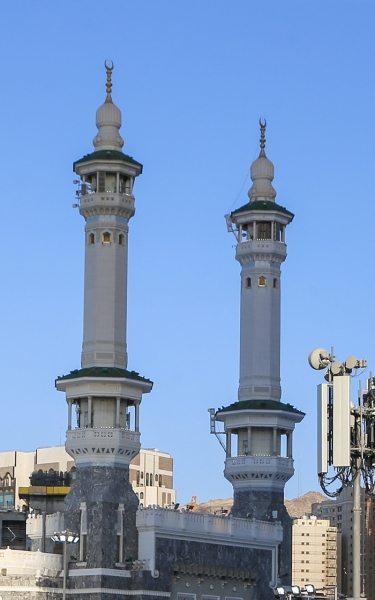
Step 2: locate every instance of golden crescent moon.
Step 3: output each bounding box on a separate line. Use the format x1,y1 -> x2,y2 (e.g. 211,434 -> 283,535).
104,59 -> 114,71
259,117 -> 266,128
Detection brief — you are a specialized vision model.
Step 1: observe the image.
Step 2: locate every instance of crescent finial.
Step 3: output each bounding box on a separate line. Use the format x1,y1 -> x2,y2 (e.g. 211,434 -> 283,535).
259,118 -> 267,157
104,60 -> 114,103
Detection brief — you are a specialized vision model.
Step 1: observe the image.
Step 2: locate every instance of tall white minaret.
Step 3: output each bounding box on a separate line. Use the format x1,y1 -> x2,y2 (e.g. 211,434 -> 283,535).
75,63 -> 141,370
215,121 -> 304,583
55,64 -> 152,581
235,119 -> 292,402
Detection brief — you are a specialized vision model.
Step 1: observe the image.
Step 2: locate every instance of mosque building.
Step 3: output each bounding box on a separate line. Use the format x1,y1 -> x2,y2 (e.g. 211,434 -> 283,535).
0,64 -> 302,600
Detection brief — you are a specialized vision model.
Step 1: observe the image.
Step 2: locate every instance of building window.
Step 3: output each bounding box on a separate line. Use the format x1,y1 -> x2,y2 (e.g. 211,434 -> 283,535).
245,277 -> 251,289
140,492 -> 144,499
119,233 -> 124,245
258,276 -> 266,287
155,474 -> 158,482
146,473 -> 149,486
150,474 -> 153,486
89,233 -> 95,245
273,278 -> 278,288
102,232 -> 111,243
140,471 -> 143,479
159,475 -> 163,487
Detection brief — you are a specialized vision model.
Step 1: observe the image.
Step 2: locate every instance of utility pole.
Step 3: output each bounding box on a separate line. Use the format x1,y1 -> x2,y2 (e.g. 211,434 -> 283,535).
308,348 -> 375,600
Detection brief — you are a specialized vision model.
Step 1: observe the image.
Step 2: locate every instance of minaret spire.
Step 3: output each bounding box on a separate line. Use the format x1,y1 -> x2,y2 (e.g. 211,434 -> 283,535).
105,59 -> 114,103
259,117 -> 266,157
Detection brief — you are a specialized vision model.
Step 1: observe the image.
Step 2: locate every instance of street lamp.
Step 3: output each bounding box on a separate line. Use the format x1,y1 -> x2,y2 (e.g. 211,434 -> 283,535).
305,584 -> 315,597
51,529 -> 79,600
291,586 -> 301,597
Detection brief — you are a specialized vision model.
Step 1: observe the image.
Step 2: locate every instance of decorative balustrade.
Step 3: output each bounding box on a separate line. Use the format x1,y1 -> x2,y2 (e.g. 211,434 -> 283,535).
0,547 -> 62,576
136,506 -> 282,545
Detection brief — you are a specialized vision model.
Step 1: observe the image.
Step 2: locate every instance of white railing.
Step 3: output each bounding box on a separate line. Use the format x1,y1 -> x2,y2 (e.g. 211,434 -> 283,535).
136,506 -> 282,544
137,507 -> 282,585
0,547 -> 62,576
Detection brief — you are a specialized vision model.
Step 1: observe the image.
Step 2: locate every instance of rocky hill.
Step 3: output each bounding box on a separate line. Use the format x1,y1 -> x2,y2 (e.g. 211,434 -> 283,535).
182,491 -> 327,518
285,490 -> 327,518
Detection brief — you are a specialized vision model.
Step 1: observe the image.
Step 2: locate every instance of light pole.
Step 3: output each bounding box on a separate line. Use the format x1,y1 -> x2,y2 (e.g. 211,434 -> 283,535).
51,529 -> 79,600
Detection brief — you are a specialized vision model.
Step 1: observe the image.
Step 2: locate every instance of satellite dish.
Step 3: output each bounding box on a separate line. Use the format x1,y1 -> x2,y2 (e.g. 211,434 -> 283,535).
308,348 -> 330,370
331,361 -> 343,375
345,355 -> 357,370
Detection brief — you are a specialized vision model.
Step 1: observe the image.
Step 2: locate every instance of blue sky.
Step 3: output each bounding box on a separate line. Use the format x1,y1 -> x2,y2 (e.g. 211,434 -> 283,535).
1,1 -> 374,504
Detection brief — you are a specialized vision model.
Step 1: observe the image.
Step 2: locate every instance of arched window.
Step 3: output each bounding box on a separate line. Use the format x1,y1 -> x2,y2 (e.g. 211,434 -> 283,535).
140,503 -> 143,509
150,474 -> 153,486
140,492 -> 144,499
136,471 -> 140,485
159,475 -> 163,488
155,474 -> 158,482
118,234 -> 124,246
102,232 -> 111,244
245,277 -> 251,289
140,471 -> 144,479
89,233 -> 95,245
273,278 -> 278,289
146,473 -> 149,486
258,276 -> 267,287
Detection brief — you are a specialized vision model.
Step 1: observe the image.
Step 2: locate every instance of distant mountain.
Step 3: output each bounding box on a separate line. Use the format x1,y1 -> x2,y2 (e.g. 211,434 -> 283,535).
182,491 -> 327,518
285,491 -> 327,518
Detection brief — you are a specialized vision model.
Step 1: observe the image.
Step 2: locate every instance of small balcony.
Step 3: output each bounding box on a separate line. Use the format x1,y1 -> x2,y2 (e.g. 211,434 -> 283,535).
66,428 -> 140,466
224,454 -> 294,490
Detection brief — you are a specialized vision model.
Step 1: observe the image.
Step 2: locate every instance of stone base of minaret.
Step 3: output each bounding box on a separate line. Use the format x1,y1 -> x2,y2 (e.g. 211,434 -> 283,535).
231,489 -> 292,586
64,465 -> 139,568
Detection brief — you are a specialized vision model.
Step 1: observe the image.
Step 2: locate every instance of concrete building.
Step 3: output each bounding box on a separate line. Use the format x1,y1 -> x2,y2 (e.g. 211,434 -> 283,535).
312,485 -> 375,599
130,448 -> 176,509
0,446 -> 175,513
292,516 -> 337,595
212,120 -> 304,582
0,446 -> 74,511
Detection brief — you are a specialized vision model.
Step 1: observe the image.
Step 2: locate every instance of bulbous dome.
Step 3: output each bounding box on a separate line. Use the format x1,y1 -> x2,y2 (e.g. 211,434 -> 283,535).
93,101 -> 124,151
96,101 -> 121,129
250,155 -> 274,180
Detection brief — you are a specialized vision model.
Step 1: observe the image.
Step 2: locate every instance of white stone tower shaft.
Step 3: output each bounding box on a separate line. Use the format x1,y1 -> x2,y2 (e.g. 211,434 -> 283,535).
78,171 -> 137,370
236,216 -> 288,402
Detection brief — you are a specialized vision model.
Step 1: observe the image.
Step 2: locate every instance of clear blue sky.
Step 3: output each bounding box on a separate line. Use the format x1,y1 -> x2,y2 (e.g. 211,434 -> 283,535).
1,1 -> 374,504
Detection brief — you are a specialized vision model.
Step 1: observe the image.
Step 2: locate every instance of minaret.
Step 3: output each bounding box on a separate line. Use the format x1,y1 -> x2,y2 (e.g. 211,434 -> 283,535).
55,63 -> 152,590
216,121 -> 304,583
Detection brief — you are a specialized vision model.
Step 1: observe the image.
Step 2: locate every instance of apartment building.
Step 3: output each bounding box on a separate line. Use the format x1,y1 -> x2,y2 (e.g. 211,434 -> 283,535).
312,485 -> 375,598
292,516 -> 337,595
